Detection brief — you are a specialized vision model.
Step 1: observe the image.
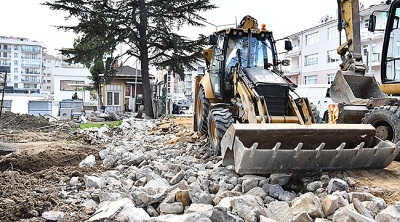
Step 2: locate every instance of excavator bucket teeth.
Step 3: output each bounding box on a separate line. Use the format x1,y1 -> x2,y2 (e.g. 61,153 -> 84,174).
330,70 -> 387,103
221,124 -> 399,174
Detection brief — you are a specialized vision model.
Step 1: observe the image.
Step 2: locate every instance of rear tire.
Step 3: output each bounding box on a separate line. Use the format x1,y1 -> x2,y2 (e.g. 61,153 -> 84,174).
195,87 -> 210,134
311,104 -> 322,123
208,107 -> 234,155
361,106 -> 400,143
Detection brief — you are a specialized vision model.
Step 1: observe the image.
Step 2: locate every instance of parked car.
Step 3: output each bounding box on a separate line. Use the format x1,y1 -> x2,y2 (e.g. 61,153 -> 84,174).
292,84 -> 334,122
172,93 -> 191,110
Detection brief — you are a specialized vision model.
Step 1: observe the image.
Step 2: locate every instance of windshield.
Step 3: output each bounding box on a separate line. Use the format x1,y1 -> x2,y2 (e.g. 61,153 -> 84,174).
384,4 -> 400,82
226,36 -> 274,71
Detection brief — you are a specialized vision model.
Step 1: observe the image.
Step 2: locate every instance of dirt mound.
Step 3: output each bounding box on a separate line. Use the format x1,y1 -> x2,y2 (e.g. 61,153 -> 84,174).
0,165 -> 104,221
0,111 -> 53,130
0,129 -> 104,221
0,142 -> 103,173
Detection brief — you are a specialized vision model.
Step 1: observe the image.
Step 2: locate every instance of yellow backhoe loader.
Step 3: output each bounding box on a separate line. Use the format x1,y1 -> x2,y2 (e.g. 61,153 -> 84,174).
193,15 -> 399,174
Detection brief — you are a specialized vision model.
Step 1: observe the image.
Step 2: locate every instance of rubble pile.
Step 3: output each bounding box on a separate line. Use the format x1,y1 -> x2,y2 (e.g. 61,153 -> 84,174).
0,112 -> 399,221
0,111 -> 54,130
37,116 -> 400,222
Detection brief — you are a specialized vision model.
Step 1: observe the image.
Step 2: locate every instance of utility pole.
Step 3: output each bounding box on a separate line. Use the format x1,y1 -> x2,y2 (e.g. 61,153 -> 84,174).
0,71 -> 8,120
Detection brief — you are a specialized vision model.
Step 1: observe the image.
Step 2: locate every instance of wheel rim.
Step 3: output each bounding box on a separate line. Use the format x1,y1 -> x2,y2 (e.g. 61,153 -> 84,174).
210,119 -> 218,146
373,121 -> 394,141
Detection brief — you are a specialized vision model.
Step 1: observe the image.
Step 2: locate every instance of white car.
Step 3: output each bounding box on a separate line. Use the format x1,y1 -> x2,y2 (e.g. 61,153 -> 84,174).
172,93 -> 191,110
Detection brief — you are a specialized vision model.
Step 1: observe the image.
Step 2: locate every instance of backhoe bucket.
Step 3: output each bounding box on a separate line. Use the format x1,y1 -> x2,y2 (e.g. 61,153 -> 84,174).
221,123 -> 399,174
330,70 -> 387,104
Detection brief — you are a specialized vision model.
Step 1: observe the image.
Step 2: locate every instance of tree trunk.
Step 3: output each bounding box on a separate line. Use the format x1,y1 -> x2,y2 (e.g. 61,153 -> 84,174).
139,0 -> 154,118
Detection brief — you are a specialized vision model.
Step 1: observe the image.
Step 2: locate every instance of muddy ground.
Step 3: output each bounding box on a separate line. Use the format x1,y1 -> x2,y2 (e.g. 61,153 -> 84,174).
0,112 -> 399,221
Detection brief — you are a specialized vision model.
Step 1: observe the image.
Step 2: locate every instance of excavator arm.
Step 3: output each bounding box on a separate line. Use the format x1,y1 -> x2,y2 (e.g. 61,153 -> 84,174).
330,0 -> 387,103
337,0 -> 366,74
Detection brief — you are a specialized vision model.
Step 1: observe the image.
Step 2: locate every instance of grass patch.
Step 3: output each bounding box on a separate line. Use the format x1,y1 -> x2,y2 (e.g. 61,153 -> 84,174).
80,120 -> 123,130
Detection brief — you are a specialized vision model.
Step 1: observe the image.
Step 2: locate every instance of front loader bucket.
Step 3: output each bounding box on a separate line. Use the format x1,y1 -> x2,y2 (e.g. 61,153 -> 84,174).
221,123 -> 399,174
330,70 -> 387,104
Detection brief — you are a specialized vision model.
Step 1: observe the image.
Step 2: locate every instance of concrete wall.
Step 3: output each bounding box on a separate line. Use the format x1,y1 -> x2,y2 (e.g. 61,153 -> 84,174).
1,93 -> 59,116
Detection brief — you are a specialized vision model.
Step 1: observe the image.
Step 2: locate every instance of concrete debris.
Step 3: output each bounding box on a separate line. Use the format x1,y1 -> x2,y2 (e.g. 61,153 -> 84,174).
41,211 -> 65,221
48,116 -> 400,222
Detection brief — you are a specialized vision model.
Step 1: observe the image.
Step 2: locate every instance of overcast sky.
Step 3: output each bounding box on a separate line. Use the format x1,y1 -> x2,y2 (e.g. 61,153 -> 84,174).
2,0 -> 382,57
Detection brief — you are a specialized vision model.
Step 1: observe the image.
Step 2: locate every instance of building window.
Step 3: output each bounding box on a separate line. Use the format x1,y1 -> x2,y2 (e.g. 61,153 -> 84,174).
327,50 -> 340,63
47,86 -> 51,90
47,60 -> 51,63
107,92 -> 121,106
328,27 -> 338,40
14,68 -> 18,73
14,53 -> 18,58
14,60 -> 18,65
60,80 -> 85,91
14,45 -> 18,50
304,54 -> 318,66
327,74 -> 335,84
14,75 -> 18,81
305,32 -> 319,45
106,84 -> 121,106
47,73 -> 51,77
47,80 -> 51,83
305,75 -> 317,84
47,67 -> 51,70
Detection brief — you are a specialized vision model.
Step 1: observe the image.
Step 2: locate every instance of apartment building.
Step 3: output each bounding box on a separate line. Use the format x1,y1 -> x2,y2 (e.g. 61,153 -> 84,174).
42,54 -> 61,94
0,36 -> 47,93
284,3 -> 389,85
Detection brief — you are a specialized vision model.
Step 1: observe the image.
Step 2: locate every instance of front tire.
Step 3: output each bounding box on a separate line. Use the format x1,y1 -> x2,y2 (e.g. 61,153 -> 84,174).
208,107 -> 233,155
361,106 -> 400,143
195,87 -> 210,134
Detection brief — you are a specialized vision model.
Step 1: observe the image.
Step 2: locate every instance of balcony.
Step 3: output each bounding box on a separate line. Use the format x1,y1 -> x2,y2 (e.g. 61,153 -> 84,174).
362,53 -> 380,67
21,49 -> 41,54
284,47 -> 301,59
21,64 -> 41,69
21,71 -> 41,75
283,66 -> 300,76
0,55 -> 11,59
21,56 -> 41,60
0,47 -> 11,52
21,79 -> 40,83
0,62 -> 11,66
360,28 -> 384,42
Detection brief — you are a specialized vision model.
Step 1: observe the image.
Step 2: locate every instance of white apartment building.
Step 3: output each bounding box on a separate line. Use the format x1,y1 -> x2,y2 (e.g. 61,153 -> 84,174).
42,54 -> 61,94
0,36 -> 47,93
284,3 -> 389,85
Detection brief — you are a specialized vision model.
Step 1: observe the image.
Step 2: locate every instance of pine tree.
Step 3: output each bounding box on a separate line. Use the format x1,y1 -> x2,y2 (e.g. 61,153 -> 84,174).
43,0 -> 217,118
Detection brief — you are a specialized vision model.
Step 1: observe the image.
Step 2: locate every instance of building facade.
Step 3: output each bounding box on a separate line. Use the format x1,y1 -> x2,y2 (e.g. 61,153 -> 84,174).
284,3 -> 389,85
0,36 -> 47,93
42,54 -> 61,94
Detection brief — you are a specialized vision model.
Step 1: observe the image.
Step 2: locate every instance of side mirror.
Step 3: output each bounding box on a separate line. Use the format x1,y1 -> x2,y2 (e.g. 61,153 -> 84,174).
209,35 -> 218,45
281,59 -> 290,66
368,14 -> 376,32
284,40 -> 293,51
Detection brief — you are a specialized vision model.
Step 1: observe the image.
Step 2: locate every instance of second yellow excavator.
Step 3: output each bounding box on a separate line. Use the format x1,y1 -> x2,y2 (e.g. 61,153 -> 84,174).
331,0 -> 400,146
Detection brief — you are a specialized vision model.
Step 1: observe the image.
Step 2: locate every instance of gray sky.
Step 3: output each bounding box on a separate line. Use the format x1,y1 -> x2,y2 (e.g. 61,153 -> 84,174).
2,0 -> 381,57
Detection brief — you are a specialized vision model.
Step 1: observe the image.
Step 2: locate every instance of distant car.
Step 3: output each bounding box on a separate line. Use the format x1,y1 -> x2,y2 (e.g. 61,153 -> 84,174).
172,93 -> 191,110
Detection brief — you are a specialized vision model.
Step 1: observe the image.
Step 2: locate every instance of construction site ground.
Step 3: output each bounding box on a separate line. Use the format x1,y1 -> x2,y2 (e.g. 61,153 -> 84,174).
0,112 -> 399,221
